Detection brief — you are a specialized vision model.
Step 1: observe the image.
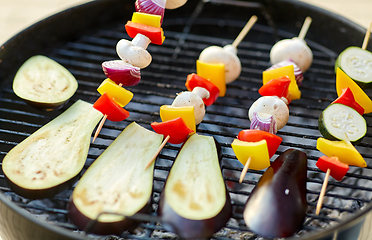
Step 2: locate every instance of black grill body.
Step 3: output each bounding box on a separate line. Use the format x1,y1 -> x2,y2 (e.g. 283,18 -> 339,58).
0,0 -> 372,240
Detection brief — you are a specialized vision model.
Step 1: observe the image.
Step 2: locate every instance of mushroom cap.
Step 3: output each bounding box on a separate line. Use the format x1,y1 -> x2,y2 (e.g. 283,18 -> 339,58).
199,45 -> 241,84
248,96 -> 289,130
165,0 -> 187,9
172,91 -> 205,125
270,37 -> 313,73
116,39 -> 152,69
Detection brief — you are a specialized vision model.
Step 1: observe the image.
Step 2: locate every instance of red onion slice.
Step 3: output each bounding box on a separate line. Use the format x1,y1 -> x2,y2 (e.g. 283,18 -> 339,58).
135,0 -> 165,24
102,60 -> 141,87
250,112 -> 277,134
266,59 -> 304,86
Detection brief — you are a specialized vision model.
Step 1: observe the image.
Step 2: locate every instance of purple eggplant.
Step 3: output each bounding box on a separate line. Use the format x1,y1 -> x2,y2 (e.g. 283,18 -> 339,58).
158,134 -> 232,239
244,149 -> 308,238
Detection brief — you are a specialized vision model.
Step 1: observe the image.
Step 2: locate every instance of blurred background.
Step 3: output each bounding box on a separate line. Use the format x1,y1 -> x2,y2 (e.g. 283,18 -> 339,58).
0,0 -> 371,45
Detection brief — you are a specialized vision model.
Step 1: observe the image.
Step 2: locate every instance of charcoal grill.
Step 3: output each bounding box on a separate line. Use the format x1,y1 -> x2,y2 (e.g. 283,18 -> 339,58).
0,0 -> 372,239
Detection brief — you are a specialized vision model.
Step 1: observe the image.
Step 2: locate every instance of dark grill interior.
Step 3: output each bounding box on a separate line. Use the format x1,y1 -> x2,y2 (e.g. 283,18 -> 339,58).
0,0 -> 372,239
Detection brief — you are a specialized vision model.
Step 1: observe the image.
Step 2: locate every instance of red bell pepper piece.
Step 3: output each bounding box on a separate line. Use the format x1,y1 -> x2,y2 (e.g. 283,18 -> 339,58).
93,93 -> 130,122
151,117 -> 194,144
125,21 -> 165,45
258,76 -> 291,102
237,129 -> 282,158
185,73 -> 220,106
332,87 -> 364,116
316,156 -> 349,181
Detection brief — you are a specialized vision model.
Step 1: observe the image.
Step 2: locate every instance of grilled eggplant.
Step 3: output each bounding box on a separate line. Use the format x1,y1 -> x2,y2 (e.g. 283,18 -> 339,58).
2,100 -> 103,199
158,134 -> 232,239
12,55 -> 78,111
243,149 -> 308,238
68,122 -> 163,235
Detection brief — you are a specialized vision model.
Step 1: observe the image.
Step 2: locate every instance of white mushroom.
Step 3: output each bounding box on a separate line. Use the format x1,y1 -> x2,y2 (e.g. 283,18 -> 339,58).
116,33 -> 152,69
270,37 -> 313,73
165,0 -> 187,9
192,87 -> 210,100
248,96 -> 289,130
172,91 -> 205,125
199,45 -> 241,84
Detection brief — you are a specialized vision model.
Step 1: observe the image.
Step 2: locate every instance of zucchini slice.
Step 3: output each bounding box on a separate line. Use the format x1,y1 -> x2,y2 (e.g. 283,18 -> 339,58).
318,103 -> 366,144
335,46 -> 372,89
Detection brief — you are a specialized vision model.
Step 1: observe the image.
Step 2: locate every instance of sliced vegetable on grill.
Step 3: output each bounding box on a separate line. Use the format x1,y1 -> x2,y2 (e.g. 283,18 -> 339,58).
332,87 -> 364,116
335,46 -> 372,89
270,17 -> 313,73
185,73 -> 220,106
151,117 -> 193,145
243,149 -> 308,238
165,0 -> 187,9
68,122 -> 163,235
12,55 -> 78,111
2,100 -> 103,199
316,137 -> 367,168
318,103 -> 366,145
336,67 -> 372,114
158,134 -> 232,239
102,60 -> 141,86
125,21 -> 165,45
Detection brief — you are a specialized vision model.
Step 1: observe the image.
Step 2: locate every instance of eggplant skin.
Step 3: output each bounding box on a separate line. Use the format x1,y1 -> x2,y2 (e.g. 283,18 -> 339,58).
158,188 -> 232,239
158,136 -> 232,239
4,172 -> 80,200
244,149 -> 308,238
67,198 -> 152,236
23,98 -> 70,112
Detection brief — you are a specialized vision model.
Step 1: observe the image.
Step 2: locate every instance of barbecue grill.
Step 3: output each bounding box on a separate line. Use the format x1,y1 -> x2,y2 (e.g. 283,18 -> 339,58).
0,0 -> 372,239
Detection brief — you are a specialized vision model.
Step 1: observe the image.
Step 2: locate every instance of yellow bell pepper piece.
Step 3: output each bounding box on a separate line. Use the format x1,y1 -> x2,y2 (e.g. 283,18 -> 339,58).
97,79 -> 133,107
196,60 -> 226,97
160,105 -> 196,133
262,65 -> 301,100
132,12 -> 161,28
336,67 -> 372,114
231,139 -> 270,170
316,137 -> 367,168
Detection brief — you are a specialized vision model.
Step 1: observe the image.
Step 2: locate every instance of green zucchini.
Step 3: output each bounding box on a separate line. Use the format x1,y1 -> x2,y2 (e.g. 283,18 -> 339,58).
318,103 -> 366,145
335,46 -> 372,89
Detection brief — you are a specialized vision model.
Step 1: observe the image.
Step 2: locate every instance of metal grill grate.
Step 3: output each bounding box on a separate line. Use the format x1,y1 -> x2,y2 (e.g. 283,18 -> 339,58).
0,0 -> 372,239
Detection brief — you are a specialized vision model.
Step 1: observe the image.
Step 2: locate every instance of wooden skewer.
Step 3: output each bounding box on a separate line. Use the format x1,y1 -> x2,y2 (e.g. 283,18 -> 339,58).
145,135 -> 170,170
315,168 -> 331,215
232,15 -> 258,49
298,16 -> 312,40
362,21 -> 372,50
92,83 -> 123,143
239,157 -> 252,183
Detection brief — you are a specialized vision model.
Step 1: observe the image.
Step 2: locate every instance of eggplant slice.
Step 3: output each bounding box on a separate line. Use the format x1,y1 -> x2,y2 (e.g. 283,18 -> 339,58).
158,134 -> 232,239
2,100 -> 103,199
68,122 -> 164,236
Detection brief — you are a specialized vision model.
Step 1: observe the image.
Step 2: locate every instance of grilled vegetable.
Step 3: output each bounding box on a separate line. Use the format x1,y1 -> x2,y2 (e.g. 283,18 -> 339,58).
318,103 -> 366,144
101,60 -> 141,86
2,100 -> 103,199
244,149 -> 308,238
135,0 -> 165,24
332,87 -> 364,116
171,91 -> 205,125
335,46 -> 372,89
316,156 -> 349,181
158,134 -> 232,239
68,122 -> 163,235
93,93 -> 130,122
12,55 -> 78,111
151,117 -> 193,144
185,73 -> 220,106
